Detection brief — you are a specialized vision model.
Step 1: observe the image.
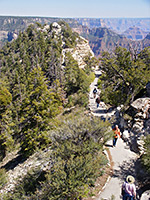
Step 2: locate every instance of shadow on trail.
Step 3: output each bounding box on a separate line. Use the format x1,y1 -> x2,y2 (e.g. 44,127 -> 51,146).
93,109 -> 108,114
112,158 -> 150,199
1,155 -> 27,171
113,158 -> 136,181
105,144 -> 113,148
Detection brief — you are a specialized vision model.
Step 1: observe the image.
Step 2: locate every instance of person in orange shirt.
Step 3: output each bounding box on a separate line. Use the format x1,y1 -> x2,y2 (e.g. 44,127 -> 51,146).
112,125 -> 121,147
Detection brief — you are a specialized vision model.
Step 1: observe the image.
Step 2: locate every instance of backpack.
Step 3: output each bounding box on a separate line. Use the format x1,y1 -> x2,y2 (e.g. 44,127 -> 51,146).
96,97 -> 100,104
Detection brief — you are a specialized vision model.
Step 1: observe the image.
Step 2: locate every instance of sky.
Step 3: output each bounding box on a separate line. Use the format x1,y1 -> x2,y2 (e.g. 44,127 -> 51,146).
0,0 -> 150,18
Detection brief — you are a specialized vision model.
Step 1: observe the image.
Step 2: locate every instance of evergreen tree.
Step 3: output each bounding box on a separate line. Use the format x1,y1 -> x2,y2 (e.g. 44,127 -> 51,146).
20,66 -> 62,156
64,52 -> 81,95
98,46 -> 150,107
0,83 -> 13,161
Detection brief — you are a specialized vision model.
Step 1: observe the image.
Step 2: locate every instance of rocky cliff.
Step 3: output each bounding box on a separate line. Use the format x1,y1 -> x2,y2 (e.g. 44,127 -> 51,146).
1,16 -> 150,57
78,26 -> 150,57
79,27 -> 134,56
122,26 -> 149,40
51,22 -> 94,68
0,16 -> 77,48
76,18 -> 150,34
121,83 -> 150,154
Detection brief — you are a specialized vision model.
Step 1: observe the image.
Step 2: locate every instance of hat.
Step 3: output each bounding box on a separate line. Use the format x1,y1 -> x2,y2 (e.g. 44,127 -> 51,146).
126,175 -> 135,184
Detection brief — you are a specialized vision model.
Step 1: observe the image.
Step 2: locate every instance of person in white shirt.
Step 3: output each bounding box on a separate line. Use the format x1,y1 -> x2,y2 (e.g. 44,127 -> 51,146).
122,175 -> 136,200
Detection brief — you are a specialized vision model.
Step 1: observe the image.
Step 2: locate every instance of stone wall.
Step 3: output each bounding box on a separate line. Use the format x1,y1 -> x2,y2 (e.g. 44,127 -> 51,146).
123,97 -> 150,154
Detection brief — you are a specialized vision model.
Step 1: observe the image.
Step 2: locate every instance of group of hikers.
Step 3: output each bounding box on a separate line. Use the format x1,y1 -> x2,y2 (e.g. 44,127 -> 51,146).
112,127 -> 137,200
112,125 -> 136,199
92,87 -> 137,200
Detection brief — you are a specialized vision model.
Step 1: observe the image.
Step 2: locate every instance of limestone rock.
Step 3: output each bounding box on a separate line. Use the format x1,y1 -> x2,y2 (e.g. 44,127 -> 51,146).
136,135 -> 145,155
51,22 -> 61,35
0,31 -> 8,40
122,130 -> 129,142
131,98 -> 150,113
125,97 -> 150,154
141,190 -> 150,200
62,36 -> 94,69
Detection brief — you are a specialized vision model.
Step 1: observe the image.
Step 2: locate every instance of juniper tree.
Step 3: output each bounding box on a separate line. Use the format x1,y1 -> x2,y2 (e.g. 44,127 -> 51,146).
98,46 -> 150,107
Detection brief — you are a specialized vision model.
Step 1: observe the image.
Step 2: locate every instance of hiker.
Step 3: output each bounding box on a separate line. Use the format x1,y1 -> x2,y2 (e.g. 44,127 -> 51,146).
112,125 -> 121,147
93,87 -> 97,98
95,95 -> 100,108
122,175 -> 136,200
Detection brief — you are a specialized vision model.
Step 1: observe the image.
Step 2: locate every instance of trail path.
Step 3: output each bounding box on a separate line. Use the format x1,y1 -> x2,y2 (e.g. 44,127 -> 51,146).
89,68 -> 138,200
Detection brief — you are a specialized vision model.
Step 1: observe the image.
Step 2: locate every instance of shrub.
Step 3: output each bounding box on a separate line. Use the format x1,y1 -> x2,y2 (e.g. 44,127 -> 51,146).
0,168 -> 7,189
142,134 -> 150,174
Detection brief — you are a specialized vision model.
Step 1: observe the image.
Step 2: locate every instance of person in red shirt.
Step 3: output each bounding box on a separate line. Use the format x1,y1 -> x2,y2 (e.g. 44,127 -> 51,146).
112,125 -> 121,147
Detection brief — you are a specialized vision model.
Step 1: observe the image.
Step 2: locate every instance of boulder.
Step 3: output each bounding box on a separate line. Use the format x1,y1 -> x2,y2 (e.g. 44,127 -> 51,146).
122,130 -> 129,142
131,98 -> 150,113
51,22 -> 61,35
140,190 -> 150,200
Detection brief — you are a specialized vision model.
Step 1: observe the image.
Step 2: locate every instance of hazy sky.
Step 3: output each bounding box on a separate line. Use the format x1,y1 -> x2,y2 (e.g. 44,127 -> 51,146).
0,0 -> 150,18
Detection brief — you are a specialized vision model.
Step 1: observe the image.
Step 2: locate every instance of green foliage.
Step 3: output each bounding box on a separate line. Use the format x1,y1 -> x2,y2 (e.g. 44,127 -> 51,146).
60,21 -> 79,48
2,109 -> 112,199
142,134 -> 150,174
0,168 -> 7,189
64,52 -> 81,95
0,85 -> 12,114
0,21 -> 86,157
67,92 -> 89,108
64,52 -> 91,107
36,111 -> 111,199
84,54 -> 98,75
0,84 -> 14,161
98,46 -> 150,107
0,109 -> 14,161
20,66 -> 62,157
6,167 -> 45,200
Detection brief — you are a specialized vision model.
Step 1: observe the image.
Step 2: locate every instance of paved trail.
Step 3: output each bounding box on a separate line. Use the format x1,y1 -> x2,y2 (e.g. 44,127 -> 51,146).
89,68 -> 138,200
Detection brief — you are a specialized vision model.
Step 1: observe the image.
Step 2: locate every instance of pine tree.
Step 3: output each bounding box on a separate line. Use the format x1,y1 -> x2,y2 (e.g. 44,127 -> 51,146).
20,66 -> 62,156
0,84 -> 13,161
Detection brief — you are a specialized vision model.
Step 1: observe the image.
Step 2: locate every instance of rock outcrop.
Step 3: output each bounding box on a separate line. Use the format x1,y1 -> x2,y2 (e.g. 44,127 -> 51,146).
0,148 -> 52,194
49,22 -> 94,69
62,36 -> 94,69
141,190 -> 150,200
124,97 -> 150,154
122,26 -> 148,40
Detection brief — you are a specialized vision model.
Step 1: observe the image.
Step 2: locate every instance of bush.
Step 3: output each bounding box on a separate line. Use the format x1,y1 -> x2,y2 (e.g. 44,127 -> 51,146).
3,108 -> 113,199
67,92 -> 89,108
5,167 -> 45,200
142,134 -> 150,173
0,168 -> 7,189
36,110 -> 112,199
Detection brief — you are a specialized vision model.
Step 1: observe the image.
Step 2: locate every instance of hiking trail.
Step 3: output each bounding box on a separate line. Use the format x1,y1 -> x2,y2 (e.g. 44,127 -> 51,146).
89,67 -> 138,200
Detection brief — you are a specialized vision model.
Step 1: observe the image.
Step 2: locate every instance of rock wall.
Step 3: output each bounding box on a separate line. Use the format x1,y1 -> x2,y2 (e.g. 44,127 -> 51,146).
123,97 -> 150,154
62,36 -> 94,69
48,22 -> 95,69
